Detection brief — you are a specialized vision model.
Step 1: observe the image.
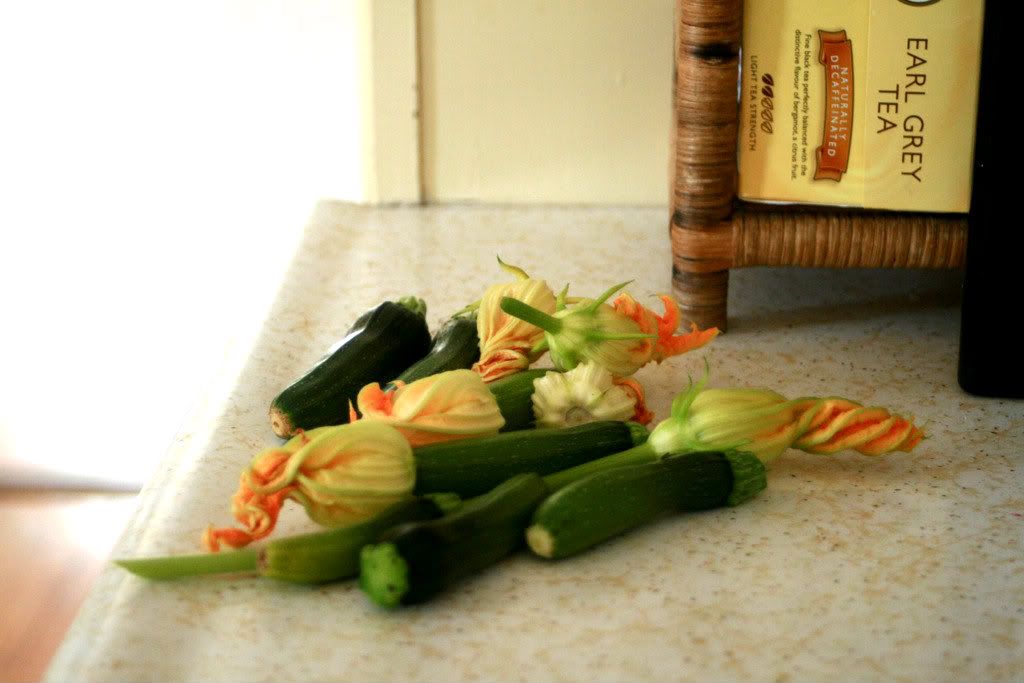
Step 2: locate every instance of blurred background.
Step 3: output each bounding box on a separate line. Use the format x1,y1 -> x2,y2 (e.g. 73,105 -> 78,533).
0,1 -> 673,679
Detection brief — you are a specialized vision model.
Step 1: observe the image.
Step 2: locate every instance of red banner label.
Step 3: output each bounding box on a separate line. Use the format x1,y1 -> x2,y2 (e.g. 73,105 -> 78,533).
814,30 -> 854,181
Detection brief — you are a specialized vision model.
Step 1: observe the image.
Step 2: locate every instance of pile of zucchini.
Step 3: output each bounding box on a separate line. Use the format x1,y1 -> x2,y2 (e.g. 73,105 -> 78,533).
267,297 -> 548,437
117,296 -> 768,608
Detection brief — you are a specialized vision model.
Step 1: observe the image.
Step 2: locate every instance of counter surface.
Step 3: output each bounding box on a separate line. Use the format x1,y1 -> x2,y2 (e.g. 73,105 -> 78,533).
46,204 -> 1022,682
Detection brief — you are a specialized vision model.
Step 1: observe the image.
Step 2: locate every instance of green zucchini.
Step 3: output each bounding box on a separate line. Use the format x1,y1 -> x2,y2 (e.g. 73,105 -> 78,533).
527,451 -> 766,559
269,297 -> 431,437
412,420 -> 649,497
487,369 -> 550,431
390,314 -> 480,387
258,496 -> 450,583
114,494 -> 461,583
360,473 -> 549,607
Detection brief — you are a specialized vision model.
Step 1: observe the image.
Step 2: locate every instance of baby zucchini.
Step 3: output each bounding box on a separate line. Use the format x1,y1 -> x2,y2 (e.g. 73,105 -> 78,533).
269,297 -> 431,437
527,451 -> 766,560
486,368 -> 549,431
413,420 -> 649,497
390,314 -> 480,387
115,495 -> 458,584
258,496 -> 453,584
360,473 -> 549,607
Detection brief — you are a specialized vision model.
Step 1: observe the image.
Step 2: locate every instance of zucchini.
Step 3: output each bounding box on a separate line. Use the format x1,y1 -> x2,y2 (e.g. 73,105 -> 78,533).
487,368 -> 549,431
527,451 -> 766,559
269,297 -> 431,437
412,420 -> 649,497
258,496 -> 449,584
114,495 -> 460,583
390,314 -> 480,387
360,473 -> 549,607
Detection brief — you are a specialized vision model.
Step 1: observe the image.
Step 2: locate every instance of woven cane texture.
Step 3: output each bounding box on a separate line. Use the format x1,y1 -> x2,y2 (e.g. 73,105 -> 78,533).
669,0 -> 968,330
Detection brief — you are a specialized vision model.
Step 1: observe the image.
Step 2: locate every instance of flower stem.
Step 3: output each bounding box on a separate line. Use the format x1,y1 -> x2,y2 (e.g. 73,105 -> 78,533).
500,297 -> 563,333
115,548 -> 259,580
541,441 -> 659,491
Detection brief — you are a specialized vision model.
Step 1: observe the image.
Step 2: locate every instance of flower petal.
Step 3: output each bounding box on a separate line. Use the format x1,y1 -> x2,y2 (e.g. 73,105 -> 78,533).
476,276 -> 556,377
357,369 -> 505,446
612,377 -> 655,425
473,348 -> 532,383
613,293 -> 718,363
202,422 -> 415,550
649,383 -> 924,463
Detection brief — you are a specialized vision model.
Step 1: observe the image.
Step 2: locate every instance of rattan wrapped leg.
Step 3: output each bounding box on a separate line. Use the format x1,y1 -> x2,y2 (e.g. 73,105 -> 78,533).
670,0 -> 742,331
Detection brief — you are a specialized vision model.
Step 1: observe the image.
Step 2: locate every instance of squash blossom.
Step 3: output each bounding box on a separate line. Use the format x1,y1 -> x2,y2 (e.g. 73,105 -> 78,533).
500,282 -> 715,377
349,369 -> 505,447
611,292 -> 719,364
532,361 -> 654,428
544,374 -> 925,491
613,376 -> 655,425
202,422 -> 415,551
647,375 -> 925,464
472,259 -> 557,382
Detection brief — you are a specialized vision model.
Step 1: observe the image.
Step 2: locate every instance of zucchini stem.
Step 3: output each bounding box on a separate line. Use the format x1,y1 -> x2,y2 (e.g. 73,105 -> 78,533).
359,543 -> 410,607
115,548 -> 259,580
395,296 -> 428,317
500,297 -> 563,334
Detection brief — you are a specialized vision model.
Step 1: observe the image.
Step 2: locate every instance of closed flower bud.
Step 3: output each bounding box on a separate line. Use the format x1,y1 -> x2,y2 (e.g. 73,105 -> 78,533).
351,369 -> 505,447
202,422 -> 415,551
500,281 -> 659,377
472,259 -> 557,382
648,374 -> 924,464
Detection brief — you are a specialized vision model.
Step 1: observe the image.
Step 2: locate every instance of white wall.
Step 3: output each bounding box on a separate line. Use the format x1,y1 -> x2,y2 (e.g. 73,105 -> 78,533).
0,0 -> 673,486
0,1 -> 368,486
419,0 -> 674,205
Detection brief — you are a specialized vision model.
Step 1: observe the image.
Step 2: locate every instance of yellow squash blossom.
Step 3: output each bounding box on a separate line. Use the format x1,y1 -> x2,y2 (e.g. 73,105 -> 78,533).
611,292 -> 719,364
202,422 -> 415,551
500,282 -> 716,377
350,369 -> 505,447
531,361 -> 654,428
647,374 -> 925,463
472,259 -> 556,382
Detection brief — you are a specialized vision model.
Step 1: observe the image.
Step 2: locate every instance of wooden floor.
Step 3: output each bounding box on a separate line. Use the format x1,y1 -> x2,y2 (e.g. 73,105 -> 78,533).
0,490 -> 137,683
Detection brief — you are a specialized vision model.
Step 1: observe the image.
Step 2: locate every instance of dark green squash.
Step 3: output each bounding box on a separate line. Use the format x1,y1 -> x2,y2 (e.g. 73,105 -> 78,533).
390,314 -> 480,387
360,473 -> 549,607
269,297 -> 431,437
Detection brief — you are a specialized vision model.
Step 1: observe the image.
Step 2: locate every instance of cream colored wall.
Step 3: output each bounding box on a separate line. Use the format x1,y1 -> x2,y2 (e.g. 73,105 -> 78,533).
359,0 -> 420,203
418,0 -> 674,205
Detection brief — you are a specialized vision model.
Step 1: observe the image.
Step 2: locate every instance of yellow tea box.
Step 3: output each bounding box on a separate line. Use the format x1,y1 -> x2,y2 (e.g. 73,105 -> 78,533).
738,0 -> 984,213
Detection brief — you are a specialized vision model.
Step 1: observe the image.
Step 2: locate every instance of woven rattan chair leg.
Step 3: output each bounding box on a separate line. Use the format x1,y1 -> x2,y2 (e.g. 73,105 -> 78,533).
672,267 -> 729,332
671,0 -> 743,332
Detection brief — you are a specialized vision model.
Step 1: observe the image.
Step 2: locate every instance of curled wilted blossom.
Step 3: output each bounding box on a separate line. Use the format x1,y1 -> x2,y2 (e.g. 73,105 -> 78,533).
202,422 -> 415,551
472,259 -> 557,382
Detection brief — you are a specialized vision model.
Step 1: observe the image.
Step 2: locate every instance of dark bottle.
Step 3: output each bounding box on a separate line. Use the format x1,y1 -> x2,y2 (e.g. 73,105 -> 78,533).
958,2 -> 1023,398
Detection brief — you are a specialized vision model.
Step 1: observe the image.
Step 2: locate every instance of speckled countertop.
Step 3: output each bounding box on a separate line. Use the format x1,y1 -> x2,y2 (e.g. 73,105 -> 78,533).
46,204 -> 1022,682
